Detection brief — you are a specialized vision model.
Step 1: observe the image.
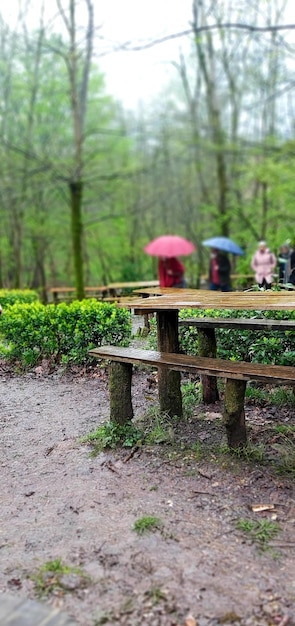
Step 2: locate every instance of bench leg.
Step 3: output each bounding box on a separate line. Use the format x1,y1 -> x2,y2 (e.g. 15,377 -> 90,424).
157,311 -> 182,418
109,362 -> 133,424
197,328 -> 219,403
223,379 -> 247,448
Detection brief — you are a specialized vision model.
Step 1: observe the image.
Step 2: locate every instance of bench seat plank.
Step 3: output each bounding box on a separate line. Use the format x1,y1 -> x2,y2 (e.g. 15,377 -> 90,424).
179,317 -> 295,331
0,593 -> 77,625
89,346 -> 295,384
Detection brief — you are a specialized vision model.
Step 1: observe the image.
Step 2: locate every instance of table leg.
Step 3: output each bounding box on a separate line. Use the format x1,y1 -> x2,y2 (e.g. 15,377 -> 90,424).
197,328 -> 219,403
223,379 -> 247,448
157,311 -> 182,418
109,362 -> 133,424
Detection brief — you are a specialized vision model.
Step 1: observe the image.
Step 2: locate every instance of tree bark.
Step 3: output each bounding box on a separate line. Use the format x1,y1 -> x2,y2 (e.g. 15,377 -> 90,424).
109,361 -> 133,424
70,181 -> 84,300
223,378 -> 247,448
157,311 -> 182,418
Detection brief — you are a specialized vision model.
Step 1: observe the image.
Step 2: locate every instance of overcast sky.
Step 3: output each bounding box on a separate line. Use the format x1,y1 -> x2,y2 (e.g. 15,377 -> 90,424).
96,0 -> 193,108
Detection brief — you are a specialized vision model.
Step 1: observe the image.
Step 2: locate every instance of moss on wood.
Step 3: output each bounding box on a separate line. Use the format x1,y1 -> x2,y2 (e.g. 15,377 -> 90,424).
223,378 -> 247,448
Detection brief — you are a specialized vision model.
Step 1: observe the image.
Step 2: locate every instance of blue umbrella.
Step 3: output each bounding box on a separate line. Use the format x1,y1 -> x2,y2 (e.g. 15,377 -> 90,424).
202,236 -> 244,256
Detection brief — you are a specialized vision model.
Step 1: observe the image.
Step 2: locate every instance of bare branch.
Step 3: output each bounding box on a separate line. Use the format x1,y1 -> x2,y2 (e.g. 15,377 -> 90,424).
119,22 -> 295,52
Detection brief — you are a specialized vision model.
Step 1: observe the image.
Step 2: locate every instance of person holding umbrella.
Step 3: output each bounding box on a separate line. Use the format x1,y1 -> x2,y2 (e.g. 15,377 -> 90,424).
158,256 -> 186,288
209,248 -> 231,291
202,236 -> 244,291
144,235 -> 195,288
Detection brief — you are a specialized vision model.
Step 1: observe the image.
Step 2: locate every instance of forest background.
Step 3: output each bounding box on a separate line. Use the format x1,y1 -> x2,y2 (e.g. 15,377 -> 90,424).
1,0 -> 295,300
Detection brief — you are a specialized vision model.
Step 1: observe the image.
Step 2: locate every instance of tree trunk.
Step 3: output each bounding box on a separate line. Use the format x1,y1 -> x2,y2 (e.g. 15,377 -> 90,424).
197,328 -> 219,403
109,361 -> 133,424
223,379 -> 247,448
157,311 -> 182,418
70,180 -> 84,300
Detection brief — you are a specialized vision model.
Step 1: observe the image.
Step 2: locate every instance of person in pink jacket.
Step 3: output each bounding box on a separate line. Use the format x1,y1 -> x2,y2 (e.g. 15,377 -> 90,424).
251,241 -> 276,289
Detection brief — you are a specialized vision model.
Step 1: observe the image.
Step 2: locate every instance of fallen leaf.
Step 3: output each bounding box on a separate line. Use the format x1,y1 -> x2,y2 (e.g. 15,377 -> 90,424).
250,504 -> 275,512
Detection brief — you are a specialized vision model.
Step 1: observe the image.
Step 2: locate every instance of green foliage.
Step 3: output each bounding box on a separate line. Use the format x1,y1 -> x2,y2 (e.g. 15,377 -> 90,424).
246,385 -> 295,407
181,380 -> 202,418
0,289 -> 39,307
271,434 -> 295,475
236,518 -> 280,551
133,516 -> 163,535
0,299 -> 131,368
143,407 -> 176,445
81,421 -> 144,452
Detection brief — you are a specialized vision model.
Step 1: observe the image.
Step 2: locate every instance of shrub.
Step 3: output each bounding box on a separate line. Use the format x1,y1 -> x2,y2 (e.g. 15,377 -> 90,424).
0,289 -> 39,307
0,299 -> 131,368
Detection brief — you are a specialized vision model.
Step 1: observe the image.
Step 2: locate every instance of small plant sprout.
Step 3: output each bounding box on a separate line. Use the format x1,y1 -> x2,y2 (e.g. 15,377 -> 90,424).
80,421 -> 143,453
133,515 -> 163,535
31,558 -> 89,597
236,518 -> 280,551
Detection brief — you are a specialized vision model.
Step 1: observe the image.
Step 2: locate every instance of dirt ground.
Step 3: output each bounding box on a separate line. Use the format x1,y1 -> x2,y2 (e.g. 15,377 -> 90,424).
1,347 -> 295,626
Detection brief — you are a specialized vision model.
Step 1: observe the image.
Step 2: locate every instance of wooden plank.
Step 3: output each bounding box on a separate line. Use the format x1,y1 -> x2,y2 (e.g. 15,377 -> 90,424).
107,281 -> 159,289
0,594 -> 77,625
49,286 -> 108,293
179,317 -> 295,331
89,346 -> 295,384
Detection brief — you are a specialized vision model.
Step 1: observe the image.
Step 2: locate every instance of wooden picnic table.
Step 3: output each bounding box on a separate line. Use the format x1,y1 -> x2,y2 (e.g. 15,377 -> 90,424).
49,282 -> 160,303
49,286 -> 109,303
0,593 -> 77,625
88,289 -> 295,447
118,289 -> 295,423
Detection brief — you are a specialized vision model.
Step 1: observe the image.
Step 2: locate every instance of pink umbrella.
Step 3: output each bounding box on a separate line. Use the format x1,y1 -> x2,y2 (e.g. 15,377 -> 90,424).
144,235 -> 196,257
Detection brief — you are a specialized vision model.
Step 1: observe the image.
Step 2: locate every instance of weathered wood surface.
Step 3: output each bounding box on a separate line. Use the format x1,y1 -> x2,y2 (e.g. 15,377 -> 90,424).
89,346 -> 295,384
179,317 -> 295,331
0,593 -> 77,625
107,280 -> 159,290
116,290 -> 295,314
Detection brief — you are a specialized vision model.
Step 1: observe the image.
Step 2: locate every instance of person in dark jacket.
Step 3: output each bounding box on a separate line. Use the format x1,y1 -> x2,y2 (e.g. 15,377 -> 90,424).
158,256 -> 187,287
288,247 -> 295,285
209,248 -> 231,291
278,244 -> 290,283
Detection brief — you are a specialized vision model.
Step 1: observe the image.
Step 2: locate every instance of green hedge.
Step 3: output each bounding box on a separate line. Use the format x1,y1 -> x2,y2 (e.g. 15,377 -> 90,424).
0,299 -> 131,368
0,289 -> 39,306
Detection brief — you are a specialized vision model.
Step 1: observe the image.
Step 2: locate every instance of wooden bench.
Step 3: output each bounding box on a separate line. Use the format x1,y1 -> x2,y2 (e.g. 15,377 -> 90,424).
49,286 -> 109,303
179,317 -> 295,331
179,316 -> 295,404
0,593 -> 77,625
89,345 -> 295,448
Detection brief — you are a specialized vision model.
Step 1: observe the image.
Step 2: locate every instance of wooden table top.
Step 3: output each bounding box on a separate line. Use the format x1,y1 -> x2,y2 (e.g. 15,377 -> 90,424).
133,287 -> 197,296
107,280 -> 159,289
118,290 -> 295,312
